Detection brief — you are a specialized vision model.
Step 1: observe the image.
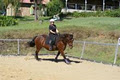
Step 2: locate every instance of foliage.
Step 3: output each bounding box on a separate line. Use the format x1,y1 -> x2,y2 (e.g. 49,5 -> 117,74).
0,0 -> 21,16
59,12 -> 72,19
0,0 -> 3,10
0,0 -> 5,15
2,0 -> 10,9
72,11 -> 104,17
61,9 -> 120,18
11,0 -> 21,16
47,0 -> 63,16
104,9 -> 120,17
39,3 -> 43,10
0,16 -> 18,26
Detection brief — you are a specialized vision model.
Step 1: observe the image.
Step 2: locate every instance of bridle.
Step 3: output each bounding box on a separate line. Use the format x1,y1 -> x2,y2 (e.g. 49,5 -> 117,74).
67,38 -> 74,49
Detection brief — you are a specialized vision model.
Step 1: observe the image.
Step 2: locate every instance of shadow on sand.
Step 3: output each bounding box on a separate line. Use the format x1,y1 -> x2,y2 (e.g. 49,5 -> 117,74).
41,58 -> 82,64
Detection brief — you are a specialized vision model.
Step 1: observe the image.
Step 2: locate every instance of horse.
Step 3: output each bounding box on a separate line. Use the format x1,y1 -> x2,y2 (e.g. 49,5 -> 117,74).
28,33 -> 74,64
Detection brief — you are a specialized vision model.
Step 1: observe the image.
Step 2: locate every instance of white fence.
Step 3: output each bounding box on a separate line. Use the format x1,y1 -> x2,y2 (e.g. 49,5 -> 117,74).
0,39 -> 120,65
67,3 -> 119,11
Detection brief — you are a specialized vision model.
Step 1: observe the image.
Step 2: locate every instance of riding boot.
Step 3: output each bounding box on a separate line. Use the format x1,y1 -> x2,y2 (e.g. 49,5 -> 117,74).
49,40 -> 53,50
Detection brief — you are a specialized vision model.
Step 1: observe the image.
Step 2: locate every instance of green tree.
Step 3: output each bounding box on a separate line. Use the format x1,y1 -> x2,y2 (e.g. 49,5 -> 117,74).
0,0 -> 4,12
0,0 -> 11,15
0,0 -> 3,9
11,0 -> 21,16
30,0 -> 42,21
47,0 -> 63,16
0,0 -> 21,16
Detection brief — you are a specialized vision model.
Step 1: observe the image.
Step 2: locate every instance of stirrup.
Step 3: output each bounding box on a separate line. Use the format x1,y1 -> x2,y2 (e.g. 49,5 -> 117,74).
49,46 -> 53,50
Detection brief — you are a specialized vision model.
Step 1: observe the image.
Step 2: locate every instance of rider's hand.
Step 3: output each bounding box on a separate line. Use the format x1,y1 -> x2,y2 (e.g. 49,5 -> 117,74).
56,29 -> 59,33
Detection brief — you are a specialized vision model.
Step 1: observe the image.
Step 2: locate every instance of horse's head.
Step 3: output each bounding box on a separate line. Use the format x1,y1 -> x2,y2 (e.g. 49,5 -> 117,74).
63,33 -> 74,49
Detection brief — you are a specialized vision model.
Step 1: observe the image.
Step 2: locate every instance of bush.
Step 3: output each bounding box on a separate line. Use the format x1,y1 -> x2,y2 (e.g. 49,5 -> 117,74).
72,11 -> 81,17
59,12 -> 72,17
47,0 -> 63,16
95,11 -> 104,17
61,9 -> 120,18
72,12 -> 97,17
0,16 -> 18,26
104,9 -> 120,17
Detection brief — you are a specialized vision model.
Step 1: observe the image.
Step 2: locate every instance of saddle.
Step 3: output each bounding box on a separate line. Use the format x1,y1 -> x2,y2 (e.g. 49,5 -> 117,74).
45,35 -> 57,46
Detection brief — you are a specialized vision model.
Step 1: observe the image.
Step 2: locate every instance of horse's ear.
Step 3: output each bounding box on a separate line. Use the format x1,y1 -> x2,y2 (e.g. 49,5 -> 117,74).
70,33 -> 73,38
70,33 -> 74,36
70,33 -> 73,35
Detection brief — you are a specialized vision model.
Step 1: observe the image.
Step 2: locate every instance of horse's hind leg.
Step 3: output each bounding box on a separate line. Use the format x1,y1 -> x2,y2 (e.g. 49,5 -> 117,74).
35,50 -> 39,60
55,51 -> 60,62
35,47 -> 42,61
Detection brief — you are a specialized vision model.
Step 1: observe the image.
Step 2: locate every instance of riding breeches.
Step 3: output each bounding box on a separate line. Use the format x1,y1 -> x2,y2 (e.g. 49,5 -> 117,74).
49,33 -> 57,45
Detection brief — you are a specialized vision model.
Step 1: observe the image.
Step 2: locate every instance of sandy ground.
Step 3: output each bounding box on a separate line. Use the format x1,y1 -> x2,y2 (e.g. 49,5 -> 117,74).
0,55 -> 120,80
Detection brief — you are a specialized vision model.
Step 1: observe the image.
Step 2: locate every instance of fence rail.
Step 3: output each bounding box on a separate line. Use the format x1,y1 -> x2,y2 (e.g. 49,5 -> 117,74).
67,3 -> 119,11
0,39 -> 120,65
75,41 -> 116,46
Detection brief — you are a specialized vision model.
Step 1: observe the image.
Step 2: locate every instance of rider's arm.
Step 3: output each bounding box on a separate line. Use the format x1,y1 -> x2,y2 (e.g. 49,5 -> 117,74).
54,25 -> 59,33
50,30 -> 56,34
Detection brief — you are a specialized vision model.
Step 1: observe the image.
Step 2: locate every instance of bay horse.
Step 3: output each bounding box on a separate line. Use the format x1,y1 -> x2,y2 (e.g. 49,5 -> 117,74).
28,33 -> 74,64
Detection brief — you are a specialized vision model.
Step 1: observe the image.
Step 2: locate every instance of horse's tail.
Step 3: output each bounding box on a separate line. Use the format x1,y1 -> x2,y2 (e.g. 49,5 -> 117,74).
28,36 -> 37,47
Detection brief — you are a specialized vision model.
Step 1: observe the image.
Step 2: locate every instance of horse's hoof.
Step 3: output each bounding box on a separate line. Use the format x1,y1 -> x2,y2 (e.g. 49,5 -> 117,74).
65,59 -> 71,64
36,58 -> 41,61
55,59 -> 58,63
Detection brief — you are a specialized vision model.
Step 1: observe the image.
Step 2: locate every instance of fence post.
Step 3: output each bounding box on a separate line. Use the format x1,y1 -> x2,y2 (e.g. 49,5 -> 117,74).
113,38 -> 120,64
75,4 -> 77,9
80,41 -> 86,59
85,0 -> 87,11
103,0 -> 105,11
17,39 -> 20,55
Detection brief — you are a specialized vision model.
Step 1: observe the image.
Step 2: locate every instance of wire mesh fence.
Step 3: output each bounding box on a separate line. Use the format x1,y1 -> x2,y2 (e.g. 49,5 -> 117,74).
0,39 -> 120,66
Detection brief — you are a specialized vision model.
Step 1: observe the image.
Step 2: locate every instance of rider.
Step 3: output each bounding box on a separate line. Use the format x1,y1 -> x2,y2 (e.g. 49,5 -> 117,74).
49,19 -> 59,50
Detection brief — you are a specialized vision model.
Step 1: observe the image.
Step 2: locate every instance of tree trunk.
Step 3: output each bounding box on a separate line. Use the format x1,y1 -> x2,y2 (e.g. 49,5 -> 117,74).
34,0 -> 38,21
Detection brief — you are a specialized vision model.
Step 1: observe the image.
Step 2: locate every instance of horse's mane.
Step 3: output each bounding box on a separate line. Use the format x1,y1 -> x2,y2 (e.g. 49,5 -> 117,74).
39,33 -> 73,43
58,33 -> 73,41
60,33 -> 73,38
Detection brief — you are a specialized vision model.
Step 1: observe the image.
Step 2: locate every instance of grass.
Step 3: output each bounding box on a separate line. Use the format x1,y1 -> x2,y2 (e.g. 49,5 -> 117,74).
0,16 -> 120,65
1,17 -> 120,30
0,17 -> 120,42
65,42 -> 117,64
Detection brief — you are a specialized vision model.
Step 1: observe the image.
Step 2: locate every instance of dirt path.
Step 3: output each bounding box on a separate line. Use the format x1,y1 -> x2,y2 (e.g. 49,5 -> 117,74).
0,55 -> 120,80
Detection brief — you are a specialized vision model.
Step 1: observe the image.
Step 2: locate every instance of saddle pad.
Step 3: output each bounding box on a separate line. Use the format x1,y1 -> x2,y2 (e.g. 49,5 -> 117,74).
45,36 -> 50,45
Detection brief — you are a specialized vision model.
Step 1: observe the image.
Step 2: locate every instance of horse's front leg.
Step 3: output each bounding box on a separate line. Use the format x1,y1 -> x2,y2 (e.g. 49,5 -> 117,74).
55,51 -> 60,62
60,50 -> 70,64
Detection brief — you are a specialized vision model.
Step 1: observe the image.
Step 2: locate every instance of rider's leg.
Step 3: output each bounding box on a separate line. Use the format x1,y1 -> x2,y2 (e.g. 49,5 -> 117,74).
49,34 -> 56,50
49,40 -> 53,50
